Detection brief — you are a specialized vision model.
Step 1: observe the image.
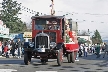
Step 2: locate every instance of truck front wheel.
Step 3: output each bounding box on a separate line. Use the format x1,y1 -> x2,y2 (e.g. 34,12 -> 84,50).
57,49 -> 63,66
24,52 -> 31,65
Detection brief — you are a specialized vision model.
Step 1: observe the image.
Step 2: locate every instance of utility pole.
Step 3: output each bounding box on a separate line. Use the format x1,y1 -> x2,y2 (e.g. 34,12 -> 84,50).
51,0 -> 55,15
0,3 -> 2,19
88,29 -> 90,47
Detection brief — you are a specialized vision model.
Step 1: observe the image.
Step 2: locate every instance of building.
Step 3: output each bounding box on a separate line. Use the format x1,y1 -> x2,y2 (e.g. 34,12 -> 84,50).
0,4 -> 10,41
9,32 -> 32,42
68,19 -> 78,35
9,33 -> 24,42
0,20 -> 10,42
23,32 -> 32,42
72,21 -> 78,35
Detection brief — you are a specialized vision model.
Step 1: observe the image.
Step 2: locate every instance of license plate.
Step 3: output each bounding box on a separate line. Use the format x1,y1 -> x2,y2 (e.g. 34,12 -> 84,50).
37,48 -> 45,52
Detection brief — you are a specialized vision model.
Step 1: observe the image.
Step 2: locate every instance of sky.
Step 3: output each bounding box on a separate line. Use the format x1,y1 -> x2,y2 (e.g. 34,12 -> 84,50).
0,0 -> 108,40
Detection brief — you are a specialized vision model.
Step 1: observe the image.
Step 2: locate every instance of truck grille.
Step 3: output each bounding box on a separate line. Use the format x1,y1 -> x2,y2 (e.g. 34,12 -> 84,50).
36,36 -> 48,48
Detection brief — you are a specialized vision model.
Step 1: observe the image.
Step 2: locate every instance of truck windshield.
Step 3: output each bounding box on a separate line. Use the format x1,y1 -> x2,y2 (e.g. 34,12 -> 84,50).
35,18 -> 60,30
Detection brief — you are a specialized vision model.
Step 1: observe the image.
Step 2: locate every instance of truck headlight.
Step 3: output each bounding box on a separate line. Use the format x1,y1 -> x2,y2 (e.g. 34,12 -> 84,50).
29,42 -> 34,47
50,42 -> 56,48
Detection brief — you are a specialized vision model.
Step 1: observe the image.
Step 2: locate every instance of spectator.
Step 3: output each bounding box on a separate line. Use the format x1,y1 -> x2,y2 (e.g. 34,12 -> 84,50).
95,43 -> 101,58
11,40 -> 16,57
84,45 -> 88,57
16,38 -> 22,58
7,41 -> 11,56
21,41 -> 24,55
79,44 -> 83,57
0,41 -> 2,56
103,43 -> 108,58
2,42 -> 4,55
91,45 -> 95,53
4,45 -> 8,57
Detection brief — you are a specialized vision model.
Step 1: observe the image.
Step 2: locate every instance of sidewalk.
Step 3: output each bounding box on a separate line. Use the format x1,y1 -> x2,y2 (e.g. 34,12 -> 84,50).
0,56 -> 14,58
0,56 -> 6,58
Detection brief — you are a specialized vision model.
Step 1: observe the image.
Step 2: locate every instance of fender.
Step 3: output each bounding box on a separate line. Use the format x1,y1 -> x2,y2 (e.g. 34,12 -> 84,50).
23,42 -> 29,48
23,42 -> 34,52
54,43 -> 65,50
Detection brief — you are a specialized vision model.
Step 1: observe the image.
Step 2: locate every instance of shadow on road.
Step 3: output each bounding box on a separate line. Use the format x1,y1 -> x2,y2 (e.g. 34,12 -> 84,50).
0,59 -> 24,64
80,52 -> 108,61
94,60 -> 108,67
0,58 -> 41,65
79,52 -> 108,67
0,58 -> 60,67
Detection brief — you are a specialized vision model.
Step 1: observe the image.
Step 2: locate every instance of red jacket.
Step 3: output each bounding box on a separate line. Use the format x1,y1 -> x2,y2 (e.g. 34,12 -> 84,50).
4,46 -> 8,52
69,31 -> 74,40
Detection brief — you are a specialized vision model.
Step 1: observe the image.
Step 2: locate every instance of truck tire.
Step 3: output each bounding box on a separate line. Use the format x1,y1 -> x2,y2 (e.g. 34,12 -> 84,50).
70,52 -> 75,63
24,52 -> 31,65
28,56 -> 31,62
57,49 -> 63,66
67,53 -> 71,63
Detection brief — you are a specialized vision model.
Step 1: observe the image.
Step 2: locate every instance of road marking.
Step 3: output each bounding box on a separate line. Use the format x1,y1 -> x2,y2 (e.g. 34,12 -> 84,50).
36,71 -> 57,72
0,69 -> 17,72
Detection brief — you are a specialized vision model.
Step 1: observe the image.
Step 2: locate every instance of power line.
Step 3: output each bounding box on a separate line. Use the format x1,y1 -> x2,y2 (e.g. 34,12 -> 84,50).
20,5 -> 44,15
57,11 -> 107,24
57,11 -> 108,16
0,1 -> 107,24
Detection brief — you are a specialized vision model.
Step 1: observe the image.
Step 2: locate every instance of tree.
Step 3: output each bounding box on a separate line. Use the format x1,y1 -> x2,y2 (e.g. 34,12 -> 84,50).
78,37 -> 87,44
92,29 -> 102,44
1,0 -> 27,33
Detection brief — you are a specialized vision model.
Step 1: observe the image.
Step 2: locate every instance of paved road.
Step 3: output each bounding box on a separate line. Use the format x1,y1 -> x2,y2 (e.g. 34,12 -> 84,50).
0,53 -> 108,72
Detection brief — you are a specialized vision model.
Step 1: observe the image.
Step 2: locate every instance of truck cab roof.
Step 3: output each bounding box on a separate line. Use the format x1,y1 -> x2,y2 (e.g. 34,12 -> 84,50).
31,15 -> 65,19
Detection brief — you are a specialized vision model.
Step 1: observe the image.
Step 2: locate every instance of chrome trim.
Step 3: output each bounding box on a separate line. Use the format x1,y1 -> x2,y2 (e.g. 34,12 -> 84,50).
35,33 -> 50,49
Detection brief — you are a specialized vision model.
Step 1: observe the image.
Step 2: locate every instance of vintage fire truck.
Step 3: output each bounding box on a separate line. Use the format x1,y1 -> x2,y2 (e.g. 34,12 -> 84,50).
23,15 -> 79,66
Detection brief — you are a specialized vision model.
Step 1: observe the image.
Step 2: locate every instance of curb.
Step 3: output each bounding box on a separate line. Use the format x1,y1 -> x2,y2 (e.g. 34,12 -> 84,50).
0,56 -> 6,58
0,56 -> 14,58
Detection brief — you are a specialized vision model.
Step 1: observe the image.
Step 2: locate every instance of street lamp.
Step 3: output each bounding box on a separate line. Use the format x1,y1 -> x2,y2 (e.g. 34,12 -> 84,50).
88,29 -> 90,47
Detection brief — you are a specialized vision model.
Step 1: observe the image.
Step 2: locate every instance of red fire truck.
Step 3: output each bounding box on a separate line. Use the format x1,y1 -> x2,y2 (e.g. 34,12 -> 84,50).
23,15 -> 79,66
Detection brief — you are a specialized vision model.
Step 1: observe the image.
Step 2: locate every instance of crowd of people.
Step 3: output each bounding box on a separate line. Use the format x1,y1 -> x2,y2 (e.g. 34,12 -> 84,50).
0,38 -> 108,61
0,38 -> 24,58
78,42 -> 108,59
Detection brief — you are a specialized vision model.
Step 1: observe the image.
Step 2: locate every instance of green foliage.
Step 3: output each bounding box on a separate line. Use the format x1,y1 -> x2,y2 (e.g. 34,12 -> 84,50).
1,0 -> 27,33
92,29 -> 102,44
66,35 -> 70,43
78,37 -> 87,44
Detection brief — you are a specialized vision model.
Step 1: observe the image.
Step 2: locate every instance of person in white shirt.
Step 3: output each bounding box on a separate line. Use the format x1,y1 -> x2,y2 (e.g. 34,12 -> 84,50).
0,41 -> 2,56
91,45 -> 95,53
84,45 -> 88,57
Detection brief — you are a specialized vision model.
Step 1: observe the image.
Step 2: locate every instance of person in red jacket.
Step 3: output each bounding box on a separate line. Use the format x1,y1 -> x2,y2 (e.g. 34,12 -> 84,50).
4,45 -> 8,56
